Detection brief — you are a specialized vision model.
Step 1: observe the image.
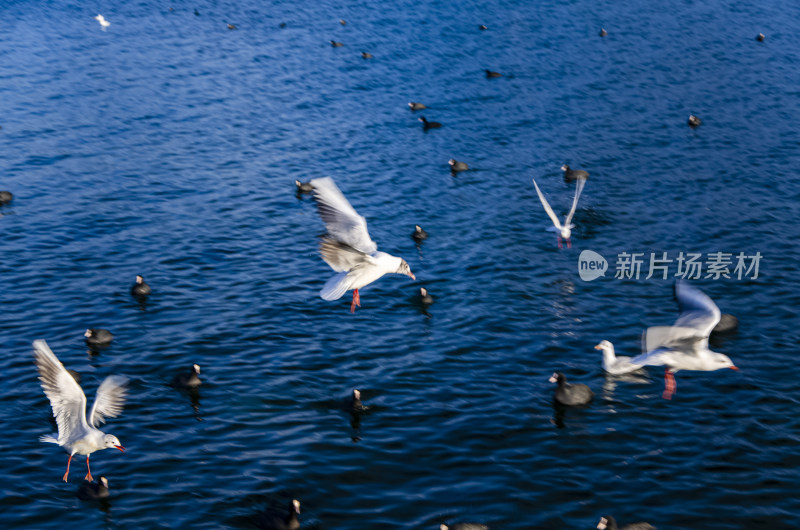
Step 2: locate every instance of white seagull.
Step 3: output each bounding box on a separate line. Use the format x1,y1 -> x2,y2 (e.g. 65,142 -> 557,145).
94,14 -> 110,30
34,340 -> 127,482
532,176 -> 586,248
595,340 -> 641,375
309,177 -> 416,313
597,281 -> 738,399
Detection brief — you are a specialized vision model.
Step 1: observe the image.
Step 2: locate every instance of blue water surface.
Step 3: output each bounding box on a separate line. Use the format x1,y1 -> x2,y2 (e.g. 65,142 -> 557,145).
1,0 -> 800,528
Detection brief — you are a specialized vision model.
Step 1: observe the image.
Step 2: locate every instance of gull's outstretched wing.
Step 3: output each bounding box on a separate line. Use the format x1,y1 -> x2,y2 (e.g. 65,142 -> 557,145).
564,177 -> 586,227
641,325 -> 704,353
310,177 -> 378,254
672,280 -> 721,349
319,237 -> 371,273
532,178 -> 562,231
33,340 -> 88,443
89,375 -> 128,427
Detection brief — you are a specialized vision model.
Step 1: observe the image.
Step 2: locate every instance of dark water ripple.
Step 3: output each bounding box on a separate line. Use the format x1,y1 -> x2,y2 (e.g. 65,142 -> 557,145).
2,0 -> 800,528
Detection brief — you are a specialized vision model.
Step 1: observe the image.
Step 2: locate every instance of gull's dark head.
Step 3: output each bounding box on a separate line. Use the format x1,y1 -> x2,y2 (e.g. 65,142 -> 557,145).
103,434 -> 125,452
397,259 -> 415,280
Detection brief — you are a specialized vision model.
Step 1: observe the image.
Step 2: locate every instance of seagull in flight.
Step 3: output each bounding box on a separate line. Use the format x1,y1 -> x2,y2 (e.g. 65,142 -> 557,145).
598,281 -> 739,399
309,177 -> 415,313
94,14 -> 110,30
532,176 -> 586,248
34,340 -> 127,482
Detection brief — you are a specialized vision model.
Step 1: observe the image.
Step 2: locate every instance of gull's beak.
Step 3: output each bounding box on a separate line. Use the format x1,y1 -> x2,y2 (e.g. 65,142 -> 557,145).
594,345 -> 602,350
115,445 -> 125,452
729,366 -> 739,371
408,272 -> 416,280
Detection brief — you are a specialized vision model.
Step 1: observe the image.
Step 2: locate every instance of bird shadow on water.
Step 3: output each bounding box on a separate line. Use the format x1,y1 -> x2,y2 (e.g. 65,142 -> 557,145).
550,401 -> 594,429
86,346 -> 110,358
168,386 -> 203,420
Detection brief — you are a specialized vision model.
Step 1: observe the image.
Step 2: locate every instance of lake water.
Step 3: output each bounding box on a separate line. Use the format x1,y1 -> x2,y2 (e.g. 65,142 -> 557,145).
1,0 -> 799,528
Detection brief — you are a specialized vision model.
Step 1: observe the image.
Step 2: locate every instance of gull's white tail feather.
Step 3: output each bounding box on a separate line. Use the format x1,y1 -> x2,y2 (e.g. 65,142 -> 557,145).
320,272 -> 350,301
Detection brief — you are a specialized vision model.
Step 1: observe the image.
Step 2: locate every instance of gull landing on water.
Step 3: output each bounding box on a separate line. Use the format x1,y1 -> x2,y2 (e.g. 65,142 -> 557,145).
33,340 -> 127,482
597,281 -> 738,399
94,14 -> 110,30
309,177 -> 415,313
532,176 -> 585,248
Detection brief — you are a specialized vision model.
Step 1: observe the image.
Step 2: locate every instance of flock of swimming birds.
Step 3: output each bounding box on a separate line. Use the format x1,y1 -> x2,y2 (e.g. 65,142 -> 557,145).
0,8 -> 762,530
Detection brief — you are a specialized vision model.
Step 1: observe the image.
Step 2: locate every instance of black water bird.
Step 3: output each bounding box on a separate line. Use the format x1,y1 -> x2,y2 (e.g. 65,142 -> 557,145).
756,33 -> 765,42
131,275 -> 151,297
78,476 -> 110,500
361,51 -> 373,59
295,180 -> 314,193
485,69 -> 502,78
419,117 -> 442,129
408,102 -> 427,111
0,191 -> 13,205
549,372 -> 593,406
349,389 -> 365,412
256,499 -> 301,530
85,329 -> 113,348
688,115 -> 702,128
561,164 -> 589,182
599,28 -> 607,37
419,288 -> 434,306
449,159 -> 469,173
330,40 -> 343,47
171,364 -> 202,389
411,225 -> 428,242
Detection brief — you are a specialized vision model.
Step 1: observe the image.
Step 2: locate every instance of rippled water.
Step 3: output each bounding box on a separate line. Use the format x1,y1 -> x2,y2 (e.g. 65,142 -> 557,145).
1,0 -> 800,528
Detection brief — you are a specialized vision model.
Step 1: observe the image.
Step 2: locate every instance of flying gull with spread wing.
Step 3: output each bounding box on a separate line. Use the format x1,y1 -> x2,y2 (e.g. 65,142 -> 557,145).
597,281 -> 738,399
34,340 -> 127,482
532,176 -> 586,248
309,177 -> 415,312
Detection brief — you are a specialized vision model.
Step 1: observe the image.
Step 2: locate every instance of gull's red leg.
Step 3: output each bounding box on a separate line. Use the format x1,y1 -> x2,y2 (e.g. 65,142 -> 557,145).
84,455 -> 93,482
62,454 -> 74,482
350,289 -> 361,313
663,369 -> 676,400
566,238 -> 572,249
557,236 -> 563,249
